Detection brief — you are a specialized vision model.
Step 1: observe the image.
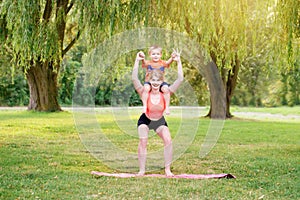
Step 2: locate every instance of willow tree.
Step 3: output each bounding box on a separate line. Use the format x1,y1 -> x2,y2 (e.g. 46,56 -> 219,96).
0,0 -> 150,111
156,0 -> 274,118
274,0 -> 300,105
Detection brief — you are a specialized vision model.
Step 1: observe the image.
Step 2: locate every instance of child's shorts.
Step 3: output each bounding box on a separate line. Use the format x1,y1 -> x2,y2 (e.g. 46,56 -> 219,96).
144,82 -> 169,87
144,82 -> 169,92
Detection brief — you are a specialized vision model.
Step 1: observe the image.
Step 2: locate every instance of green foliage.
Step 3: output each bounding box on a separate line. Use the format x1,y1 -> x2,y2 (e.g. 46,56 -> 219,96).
180,60 -> 209,106
0,0 -> 158,111
93,52 -> 142,106
0,0 -> 299,109
59,60 -> 81,105
58,44 -> 85,105
281,65 -> 300,106
0,72 -> 29,106
159,0 -> 250,69
273,0 -> 300,106
0,49 -> 29,106
0,0 -> 61,68
77,0 -> 154,49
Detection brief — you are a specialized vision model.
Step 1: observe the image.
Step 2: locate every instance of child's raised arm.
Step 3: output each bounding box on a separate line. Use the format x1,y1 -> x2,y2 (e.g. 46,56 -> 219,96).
165,51 -> 177,66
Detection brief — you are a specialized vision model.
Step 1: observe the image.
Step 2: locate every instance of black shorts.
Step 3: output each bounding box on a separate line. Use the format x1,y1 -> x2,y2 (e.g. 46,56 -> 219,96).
137,113 -> 168,132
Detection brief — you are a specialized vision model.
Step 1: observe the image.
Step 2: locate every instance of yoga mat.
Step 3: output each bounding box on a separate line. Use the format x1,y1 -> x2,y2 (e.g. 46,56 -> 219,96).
91,171 -> 236,179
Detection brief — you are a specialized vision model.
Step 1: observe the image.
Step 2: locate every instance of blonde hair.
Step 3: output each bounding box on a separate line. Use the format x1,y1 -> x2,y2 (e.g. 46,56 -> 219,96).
148,45 -> 162,55
148,69 -> 164,81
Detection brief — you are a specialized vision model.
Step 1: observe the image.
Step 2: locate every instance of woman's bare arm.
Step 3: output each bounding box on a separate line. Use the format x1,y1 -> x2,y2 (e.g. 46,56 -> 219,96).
169,51 -> 183,94
132,52 -> 144,96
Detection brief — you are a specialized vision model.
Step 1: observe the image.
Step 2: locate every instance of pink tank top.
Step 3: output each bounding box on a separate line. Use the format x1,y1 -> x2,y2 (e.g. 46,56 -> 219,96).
146,92 -> 165,120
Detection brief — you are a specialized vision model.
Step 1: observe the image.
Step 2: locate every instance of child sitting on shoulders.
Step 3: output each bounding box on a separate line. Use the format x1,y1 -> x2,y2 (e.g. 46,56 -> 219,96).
138,45 -> 176,115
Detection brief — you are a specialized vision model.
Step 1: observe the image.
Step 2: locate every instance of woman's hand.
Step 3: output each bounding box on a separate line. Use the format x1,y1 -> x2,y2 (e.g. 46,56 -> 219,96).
136,51 -> 145,61
132,51 -> 144,95
172,48 -> 181,62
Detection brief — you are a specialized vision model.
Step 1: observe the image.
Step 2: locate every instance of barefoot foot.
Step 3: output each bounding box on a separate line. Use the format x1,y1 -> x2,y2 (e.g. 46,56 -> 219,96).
137,171 -> 145,176
165,170 -> 174,177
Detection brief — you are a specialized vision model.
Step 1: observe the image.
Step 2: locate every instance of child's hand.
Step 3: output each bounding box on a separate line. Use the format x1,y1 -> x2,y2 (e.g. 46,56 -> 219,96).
171,52 -> 177,59
136,51 -> 145,61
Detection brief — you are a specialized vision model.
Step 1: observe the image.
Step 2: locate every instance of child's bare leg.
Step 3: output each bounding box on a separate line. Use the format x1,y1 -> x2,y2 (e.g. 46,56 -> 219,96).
161,85 -> 170,115
142,84 -> 151,113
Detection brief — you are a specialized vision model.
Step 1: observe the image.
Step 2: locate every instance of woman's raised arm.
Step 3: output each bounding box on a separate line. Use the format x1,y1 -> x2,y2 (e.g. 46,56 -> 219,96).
169,50 -> 183,94
132,52 -> 144,96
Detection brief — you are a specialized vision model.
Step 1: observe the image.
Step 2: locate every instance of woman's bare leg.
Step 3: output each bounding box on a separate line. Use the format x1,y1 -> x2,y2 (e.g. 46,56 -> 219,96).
156,126 -> 174,176
137,124 -> 149,175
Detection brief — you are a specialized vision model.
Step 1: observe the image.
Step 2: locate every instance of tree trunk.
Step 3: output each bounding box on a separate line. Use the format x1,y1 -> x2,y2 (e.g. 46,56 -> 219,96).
225,56 -> 240,118
26,61 -> 61,112
204,62 -> 226,119
225,73 -> 234,118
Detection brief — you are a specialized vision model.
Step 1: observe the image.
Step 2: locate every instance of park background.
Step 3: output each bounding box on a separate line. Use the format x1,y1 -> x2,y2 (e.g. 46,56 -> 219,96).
0,0 -> 299,113
0,0 -> 299,199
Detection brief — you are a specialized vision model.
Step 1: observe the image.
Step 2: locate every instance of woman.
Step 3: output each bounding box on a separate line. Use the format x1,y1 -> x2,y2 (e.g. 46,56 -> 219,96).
132,49 -> 183,176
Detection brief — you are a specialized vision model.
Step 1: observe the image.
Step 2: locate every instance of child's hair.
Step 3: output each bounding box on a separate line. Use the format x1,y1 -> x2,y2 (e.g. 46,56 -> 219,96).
148,69 -> 164,81
148,45 -> 162,55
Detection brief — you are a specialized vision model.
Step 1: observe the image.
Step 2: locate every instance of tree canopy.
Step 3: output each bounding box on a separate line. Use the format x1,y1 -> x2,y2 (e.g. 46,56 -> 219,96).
0,0 -> 299,113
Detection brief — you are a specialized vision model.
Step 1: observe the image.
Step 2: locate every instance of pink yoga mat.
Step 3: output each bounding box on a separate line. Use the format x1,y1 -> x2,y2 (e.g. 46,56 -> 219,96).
91,171 -> 236,179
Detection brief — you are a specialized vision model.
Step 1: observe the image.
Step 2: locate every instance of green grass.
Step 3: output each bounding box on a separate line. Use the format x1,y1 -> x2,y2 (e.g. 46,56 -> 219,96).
0,108 -> 299,199
230,105 -> 300,115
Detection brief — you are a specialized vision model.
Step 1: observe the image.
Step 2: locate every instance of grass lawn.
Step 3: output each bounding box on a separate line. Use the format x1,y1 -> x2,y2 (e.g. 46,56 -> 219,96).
0,107 -> 299,199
